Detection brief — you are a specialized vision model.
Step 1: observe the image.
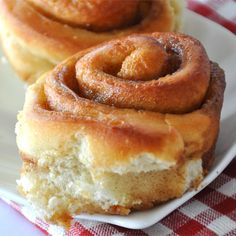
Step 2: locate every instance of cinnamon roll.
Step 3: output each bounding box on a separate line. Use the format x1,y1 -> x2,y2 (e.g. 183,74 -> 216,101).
16,33 -> 225,225
0,0 -> 184,83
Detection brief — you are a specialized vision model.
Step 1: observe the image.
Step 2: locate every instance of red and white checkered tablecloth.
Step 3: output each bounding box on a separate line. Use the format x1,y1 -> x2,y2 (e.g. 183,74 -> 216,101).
3,1 -> 236,235
188,0 -> 236,34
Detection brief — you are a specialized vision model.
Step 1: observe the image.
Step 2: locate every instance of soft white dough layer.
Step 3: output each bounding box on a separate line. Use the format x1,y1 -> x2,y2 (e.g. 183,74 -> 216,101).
18,150 -> 202,219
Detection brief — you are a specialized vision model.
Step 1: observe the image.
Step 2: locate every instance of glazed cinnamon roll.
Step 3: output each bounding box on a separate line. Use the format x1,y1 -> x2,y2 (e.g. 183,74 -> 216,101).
16,33 -> 225,225
0,0 -> 184,83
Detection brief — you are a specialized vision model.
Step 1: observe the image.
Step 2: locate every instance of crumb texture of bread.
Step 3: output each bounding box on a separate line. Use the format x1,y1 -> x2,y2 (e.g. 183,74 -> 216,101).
18,152 -> 202,220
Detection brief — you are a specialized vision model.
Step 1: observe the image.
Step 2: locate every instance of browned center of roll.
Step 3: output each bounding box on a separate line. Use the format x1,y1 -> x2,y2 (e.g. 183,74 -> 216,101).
26,0 -> 149,31
117,40 -> 168,81
74,34 -> 210,113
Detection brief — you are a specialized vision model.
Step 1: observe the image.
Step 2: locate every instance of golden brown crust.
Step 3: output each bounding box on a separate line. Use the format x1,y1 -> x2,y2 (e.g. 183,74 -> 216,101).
0,0 -> 184,83
17,33 -> 225,169
25,0 -> 141,32
16,33 -> 225,223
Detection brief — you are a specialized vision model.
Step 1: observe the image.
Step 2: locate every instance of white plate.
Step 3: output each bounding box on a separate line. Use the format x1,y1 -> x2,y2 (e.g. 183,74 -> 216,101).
0,10 -> 236,230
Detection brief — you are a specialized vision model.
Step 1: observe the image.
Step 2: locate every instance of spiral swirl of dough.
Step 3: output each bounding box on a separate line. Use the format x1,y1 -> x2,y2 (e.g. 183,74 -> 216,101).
26,0 -> 142,31
46,33 -> 210,114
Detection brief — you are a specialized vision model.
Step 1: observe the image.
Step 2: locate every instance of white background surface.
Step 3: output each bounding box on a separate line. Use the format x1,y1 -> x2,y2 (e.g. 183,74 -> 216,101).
0,10 -> 236,235
0,200 -> 43,236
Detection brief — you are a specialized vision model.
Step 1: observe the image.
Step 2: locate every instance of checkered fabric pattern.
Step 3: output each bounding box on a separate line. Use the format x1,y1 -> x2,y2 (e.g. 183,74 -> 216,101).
2,1 -> 236,235
4,159 -> 236,236
188,0 -> 236,34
